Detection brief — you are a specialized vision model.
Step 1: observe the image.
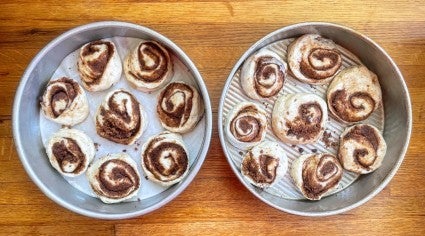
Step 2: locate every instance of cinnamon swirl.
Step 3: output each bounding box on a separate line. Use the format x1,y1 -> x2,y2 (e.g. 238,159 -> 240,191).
287,34 -> 342,84
141,131 -> 189,186
46,128 -> 95,177
124,40 -> 173,92
327,65 -> 382,123
95,89 -> 146,145
272,93 -> 328,144
240,49 -> 286,100
291,153 -> 343,200
87,153 -> 141,204
157,82 -> 204,133
40,77 -> 89,126
77,40 -> 122,92
338,124 -> 387,174
225,102 -> 268,149
241,141 -> 288,188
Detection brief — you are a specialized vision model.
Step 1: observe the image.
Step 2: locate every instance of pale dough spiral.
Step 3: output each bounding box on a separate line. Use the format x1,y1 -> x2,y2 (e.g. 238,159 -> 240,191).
95,89 -> 146,145
272,93 -> 328,144
124,40 -> 173,92
240,49 -> 286,100
77,40 -> 122,92
291,153 -> 343,200
241,141 -> 288,188
87,153 -> 141,204
327,65 -> 382,123
46,128 -> 95,177
157,82 -> 204,133
287,34 -> 342,84
338,124 -> 387,174
225,101 -> 268,149
40,77 -> 89,126
141,131 -> 189,186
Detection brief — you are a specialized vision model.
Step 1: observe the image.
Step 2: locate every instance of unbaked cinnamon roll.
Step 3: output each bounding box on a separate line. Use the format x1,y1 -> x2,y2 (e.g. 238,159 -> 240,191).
77,40 -> 122,92
87,153 -> 141,204
95,89 -> 146,145
46,128 -> 95,177
327,65 -> 382,123
157,82 -> 204,133
40,77 -> 89,126
240,48 -> 286,100
141,131 -> 189,186
338,124 -> 387,174
287,34 -> 342,84
241,141 -> 288,188
225,101 -> 268,149
272,93 -> 328,144
291,153 -> 343,200
124,40 -> 173,92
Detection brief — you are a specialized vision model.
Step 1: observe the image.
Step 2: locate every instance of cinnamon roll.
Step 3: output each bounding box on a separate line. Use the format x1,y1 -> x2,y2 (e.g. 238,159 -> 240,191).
124,40 -> 173,92
240,49 -> 286,100
87,153 -> 141,204
46,128 -> 95,177
291,153 -> 343,200
95,89 -> 146,145
141,131 -> 189,186
287,34 -> 342,84
40,77 -> 89,126
157,82 -> 204,133
77,40 -> 122,92
272,93 -> 328,144
241,141 -> 288,188
327,65 -> 383,123
225,101 -> 268,149
338,124 -> 387,174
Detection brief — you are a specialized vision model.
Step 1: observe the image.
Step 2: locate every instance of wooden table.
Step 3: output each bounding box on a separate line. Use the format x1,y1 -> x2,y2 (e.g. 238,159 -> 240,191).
1,1 -> 424,235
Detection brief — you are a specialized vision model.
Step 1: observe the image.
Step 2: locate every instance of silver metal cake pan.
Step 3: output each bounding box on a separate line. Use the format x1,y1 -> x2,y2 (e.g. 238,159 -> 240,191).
218,22 -> 412,216
13,21 -> 212,219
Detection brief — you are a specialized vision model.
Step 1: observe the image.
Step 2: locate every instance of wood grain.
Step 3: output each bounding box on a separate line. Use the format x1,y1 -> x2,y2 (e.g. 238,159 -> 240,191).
0,0 -> 424,235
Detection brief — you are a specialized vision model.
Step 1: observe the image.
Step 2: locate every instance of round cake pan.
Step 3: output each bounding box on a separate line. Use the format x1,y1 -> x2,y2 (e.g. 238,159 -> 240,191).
13,21 -> 212,219
218,22 -> 412,216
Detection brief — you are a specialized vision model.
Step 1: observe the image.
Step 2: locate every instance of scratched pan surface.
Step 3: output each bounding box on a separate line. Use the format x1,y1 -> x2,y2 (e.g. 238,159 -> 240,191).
218,22 -> 411,216
13,21 -> 212,220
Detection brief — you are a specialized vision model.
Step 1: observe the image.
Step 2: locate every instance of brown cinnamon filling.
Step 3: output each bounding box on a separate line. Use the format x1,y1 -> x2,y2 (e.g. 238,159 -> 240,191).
343,125 -> 380,168
253,56 -> 285,98
230,105 -> 265,142
319,161 -> 336,177
96,91 -> 141,145
301,154 -> 342,200
44,77 -> 79,118
51,138 -> 85,174
143,137 -> 188,182
286,102 -> 322,141
96,159 -> 140,199
330,90 -> 375,122
130,41 -> 169,83
300,47 -> 341,80
79,40 -> 114,85
157,82 -> 193,128
242,153 -> 278,184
